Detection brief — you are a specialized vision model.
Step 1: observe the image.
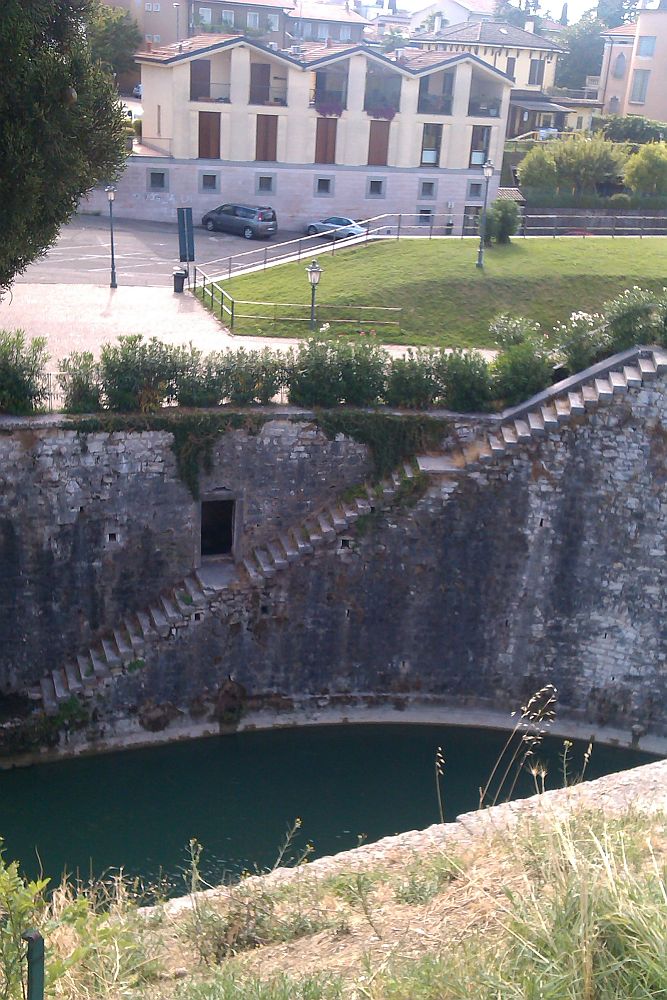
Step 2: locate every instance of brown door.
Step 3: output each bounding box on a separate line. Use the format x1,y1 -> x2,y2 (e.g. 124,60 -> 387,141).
250,63 -> 271,104
315,117 -> 337,164
198,111 -> 221,158
256,114 -> 278,161
368,119 -> 390,166
190,59 -> 211,100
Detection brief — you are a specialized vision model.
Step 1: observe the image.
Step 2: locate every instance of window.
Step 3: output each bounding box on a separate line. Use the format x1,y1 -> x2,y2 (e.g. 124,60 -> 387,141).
148,170 -> 167,190
418,208 -> 433,226
468,181 -> 482,198
198,7 -> 211,24
267,13 -> 279,31
630,69 -> 650,103
463,205 -> 481,235
152,1 -> 160,9
153,34 -> 160,42
317,22 -> 329,39
420,180 -> 436,198
257,174 -> 275,193
201,173 -> 218,191
221,9 -> 234,24
340,25 -> 351,40
421,123 -> 442,166
247,11 -> 259,28
315,176 -> 333,195
612,52 -> 626,78
637,35 -> 656,57
528,59 -> 545,86
506,56 -> 515,80
366,177 -> 385,198
576,115 -> 584,130
469,125 -> 491,166
145,2 -> 152,9
145,33 -> 153,41
157,104 -> 161,135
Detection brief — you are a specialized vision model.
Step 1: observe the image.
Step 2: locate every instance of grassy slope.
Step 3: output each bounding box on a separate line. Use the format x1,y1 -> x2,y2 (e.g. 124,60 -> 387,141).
218,237 -> 667,347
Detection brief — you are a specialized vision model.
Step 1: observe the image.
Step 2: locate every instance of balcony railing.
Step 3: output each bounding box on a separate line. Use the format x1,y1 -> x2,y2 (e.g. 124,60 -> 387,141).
417,94 -> 452,115
309,87 -> 348,111
468,98 -> 501,118
190,82 -> 231,103
249,86 -> 288,106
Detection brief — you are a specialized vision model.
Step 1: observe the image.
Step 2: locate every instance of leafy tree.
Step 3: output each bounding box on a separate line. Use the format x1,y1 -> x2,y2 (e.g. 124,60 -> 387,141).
486,200 -> 520,243
519,136 -> 628,194
555,14 -> 605,89
596,0 -> 638,27
380,28 -> 410,52
0,1 -> 127,292
87,2 -> 142,78
599,115 -> 667,144
624,142 -> 667,196
517,144 -> 558,189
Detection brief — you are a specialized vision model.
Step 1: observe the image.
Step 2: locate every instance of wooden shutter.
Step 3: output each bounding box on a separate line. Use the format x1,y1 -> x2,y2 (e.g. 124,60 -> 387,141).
190,59 -> 211,100
368,120 -> 390,166
255,115 -> 278,161
315,117 -> 337,164
198,111 -> 221,159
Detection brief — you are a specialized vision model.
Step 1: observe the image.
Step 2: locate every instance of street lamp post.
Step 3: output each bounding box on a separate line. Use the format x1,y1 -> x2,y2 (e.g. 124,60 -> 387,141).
173,2 -> 180,41
105,186 -> 118,289
476,159 -> 494,270
305,259 -> 323,330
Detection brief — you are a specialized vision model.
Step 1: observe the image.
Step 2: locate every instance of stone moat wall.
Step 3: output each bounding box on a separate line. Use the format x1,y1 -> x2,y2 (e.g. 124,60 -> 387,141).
2,378 -> 667,735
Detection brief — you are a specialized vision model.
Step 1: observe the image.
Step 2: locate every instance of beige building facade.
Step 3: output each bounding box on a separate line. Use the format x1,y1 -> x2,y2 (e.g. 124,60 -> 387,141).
84,35 -> 511,231
599,8 -> 667,122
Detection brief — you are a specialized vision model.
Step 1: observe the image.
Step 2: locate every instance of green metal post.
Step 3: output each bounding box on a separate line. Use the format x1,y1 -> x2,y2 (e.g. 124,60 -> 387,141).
22,930 -> 44,1000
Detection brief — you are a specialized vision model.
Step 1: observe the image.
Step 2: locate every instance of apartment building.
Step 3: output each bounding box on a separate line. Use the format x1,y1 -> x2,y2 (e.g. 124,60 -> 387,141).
83,33 -> 511,230
599,6 -> 667,122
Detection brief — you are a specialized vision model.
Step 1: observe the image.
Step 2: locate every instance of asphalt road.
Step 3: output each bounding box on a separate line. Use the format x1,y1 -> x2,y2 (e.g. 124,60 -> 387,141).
17,215 -> 324,287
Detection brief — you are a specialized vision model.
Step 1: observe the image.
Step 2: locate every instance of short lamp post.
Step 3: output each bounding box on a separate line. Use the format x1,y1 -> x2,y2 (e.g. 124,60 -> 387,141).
105,185 -> 118,289
173,2 -> 180,41
305,259 -> 323,330
476,158 -> 494,270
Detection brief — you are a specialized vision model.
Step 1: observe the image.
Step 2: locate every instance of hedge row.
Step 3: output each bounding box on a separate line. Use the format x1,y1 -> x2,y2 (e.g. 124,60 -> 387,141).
1,287 -> 666,416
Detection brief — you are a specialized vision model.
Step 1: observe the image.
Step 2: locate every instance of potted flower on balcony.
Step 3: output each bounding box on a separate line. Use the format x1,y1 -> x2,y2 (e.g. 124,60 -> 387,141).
315,99 -> 344,117
366,105 -> 397,120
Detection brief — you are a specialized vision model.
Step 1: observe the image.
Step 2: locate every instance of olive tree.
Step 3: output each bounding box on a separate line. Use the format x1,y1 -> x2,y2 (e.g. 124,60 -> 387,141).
0,1 -> 127,291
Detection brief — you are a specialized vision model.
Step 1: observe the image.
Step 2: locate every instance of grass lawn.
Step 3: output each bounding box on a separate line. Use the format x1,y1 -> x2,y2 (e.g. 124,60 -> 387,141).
208,237 -> 667,348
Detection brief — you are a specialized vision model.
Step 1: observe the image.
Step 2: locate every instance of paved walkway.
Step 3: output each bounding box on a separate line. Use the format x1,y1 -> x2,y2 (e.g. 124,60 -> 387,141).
0,282 -> 496,365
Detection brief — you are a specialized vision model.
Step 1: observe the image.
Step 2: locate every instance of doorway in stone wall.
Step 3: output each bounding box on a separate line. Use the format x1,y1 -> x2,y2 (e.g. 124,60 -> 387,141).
201,498 -> 235,557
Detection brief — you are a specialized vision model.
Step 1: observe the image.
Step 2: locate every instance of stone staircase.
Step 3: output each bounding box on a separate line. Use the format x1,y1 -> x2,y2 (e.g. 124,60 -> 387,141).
33,345 -> 667,715
34,463 -> 418,714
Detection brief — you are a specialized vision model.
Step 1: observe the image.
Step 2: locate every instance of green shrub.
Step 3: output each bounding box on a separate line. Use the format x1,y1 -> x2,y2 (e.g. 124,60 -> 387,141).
58,352 -> 102,413
489,314 -> 541,350
225,348 -> 287,406
492,341 -> 552,406
553,312 -> 610,374
287,341 -> 341,407
486,200 -> 519,244
384,350 -> 438,409
337,342 -> 387,406
434,349 -> 492,412
172,345 -> 230,407
0,329 -> 48,415
602,286 -> 666,352
609,192 -> 632,206
100,335 -> 178,412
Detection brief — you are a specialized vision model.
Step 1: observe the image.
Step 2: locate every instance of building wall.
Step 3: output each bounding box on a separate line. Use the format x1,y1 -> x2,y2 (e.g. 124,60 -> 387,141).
420,42 -> 558,91
624,10 -> 667,121
108,0 -> 183,45
599,34 -> 633,115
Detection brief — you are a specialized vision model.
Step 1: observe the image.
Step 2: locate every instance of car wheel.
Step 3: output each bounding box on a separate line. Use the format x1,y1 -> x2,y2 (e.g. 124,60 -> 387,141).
205,219 -> 215,232
243,227 -> 254,240
307,225 -> 318,236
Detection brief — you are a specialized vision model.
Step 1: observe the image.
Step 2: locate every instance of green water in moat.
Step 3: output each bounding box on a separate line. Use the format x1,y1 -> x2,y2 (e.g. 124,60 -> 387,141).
0,725 -> 659,891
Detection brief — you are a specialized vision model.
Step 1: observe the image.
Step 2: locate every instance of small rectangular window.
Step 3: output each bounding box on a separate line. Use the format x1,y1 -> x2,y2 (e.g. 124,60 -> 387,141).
576,115 -> 583,130
258,174 -> 273,192
221,9 -> 234,24
468,182 -> 482,198
149,171 -> 166,189
316,176 -> 332,195
198,7 -> 211,24
638,35 -> 656,57
420,180 -> 436,198
506,56 -> 515,79
340,25 -> 351,40
317,22 -> 329,39
202,173 -> 217,190
418,208 -> 433,226
145,2 -> 152,9
247,11 -> 259,28
153,33 -> 160,42
152,1 -> 160,10
145,33 -> 153,41
630,68 -> 650,103
157,104 -> 161,135
367,178 -> 385,197
267,13 -> 279,31
528,59 -> 545,86
421,123 -> 442,166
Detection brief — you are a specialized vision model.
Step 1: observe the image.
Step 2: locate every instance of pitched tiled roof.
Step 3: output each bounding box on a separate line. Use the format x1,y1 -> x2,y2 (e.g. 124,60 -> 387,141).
287,2 -> 369,24
601,21 -> 637,36
136,34 -> 239,62
415,19 -> 565,51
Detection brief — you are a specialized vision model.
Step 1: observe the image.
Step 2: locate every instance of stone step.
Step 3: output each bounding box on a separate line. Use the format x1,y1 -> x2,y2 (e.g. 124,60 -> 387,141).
304,520 -> 324,548
114,627 -> 136,660
278,533 -> 299,562
609,371 -> 628,393
172,589 -> 195,616
317,513 -> 336,539
136,610 -> 157,641
341,503 -> 359,523
101,637 -> 122,667
594,377 -> 614,401
242,558 -> 264,585
77,653 -> 96,686
160,595 -> 181,625
639,356 -> 657,380
581,385 -> 599,408
40,676 -> 58,715
254,548 -> 277,577
290,526 -> 313,556
184,575 -> 208,606
403,462 -> 415,479
418,454 -> 462,473
554,398 -> 570,421
64,660 -> 84,694
465,440 -> 492,464
53,668 -> 69,702
380,480 -> 396,498
148,604 -> 170,637
487,434 -> 506,457
90,647 -> 111,678
266,541 -> 288,570
123,618 -> 145,653
540,404 -> 559,428
623,365 -> 642,388
513,418 -> 531,442
501,425 -> 518,448
651,348 -> 667,372
567,390 -> 585,415
329,506 -> 348,531
528,411 -> 545,435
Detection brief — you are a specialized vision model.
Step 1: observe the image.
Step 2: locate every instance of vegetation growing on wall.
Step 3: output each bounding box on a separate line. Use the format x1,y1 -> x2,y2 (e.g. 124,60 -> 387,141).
312,412 -> 449,479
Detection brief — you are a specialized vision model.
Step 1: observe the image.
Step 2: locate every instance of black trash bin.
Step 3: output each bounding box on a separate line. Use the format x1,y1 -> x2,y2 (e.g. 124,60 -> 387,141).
173,268 -> 187,293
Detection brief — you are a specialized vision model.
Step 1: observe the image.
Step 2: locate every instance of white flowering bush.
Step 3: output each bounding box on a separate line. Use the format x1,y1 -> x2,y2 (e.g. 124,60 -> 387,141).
489,313 -> 542,350
552,312 -> 610,375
